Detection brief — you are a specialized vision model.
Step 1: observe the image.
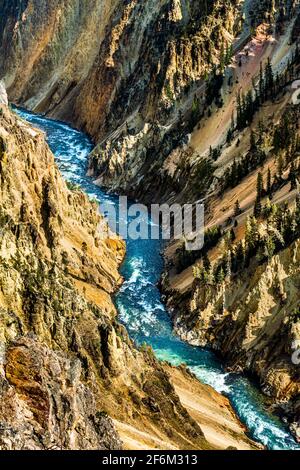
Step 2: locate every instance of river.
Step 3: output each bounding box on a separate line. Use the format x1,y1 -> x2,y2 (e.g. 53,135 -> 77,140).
15,107 -> 299,451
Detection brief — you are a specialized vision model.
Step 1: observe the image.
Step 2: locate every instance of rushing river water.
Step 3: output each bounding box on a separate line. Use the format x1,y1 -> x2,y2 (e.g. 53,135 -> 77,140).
16,107 -> 299,450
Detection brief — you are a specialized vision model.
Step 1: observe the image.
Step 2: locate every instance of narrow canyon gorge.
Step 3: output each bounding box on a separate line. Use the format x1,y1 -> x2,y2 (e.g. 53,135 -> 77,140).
0,0 -> 299,451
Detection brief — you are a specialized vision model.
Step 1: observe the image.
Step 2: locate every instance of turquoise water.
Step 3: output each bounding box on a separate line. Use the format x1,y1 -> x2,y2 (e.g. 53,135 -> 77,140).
16,107 -> 299,450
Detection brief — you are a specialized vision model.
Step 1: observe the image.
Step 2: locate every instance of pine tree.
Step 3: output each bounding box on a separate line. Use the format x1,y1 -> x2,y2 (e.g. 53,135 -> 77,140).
294,194 -> 300,235
254,172 -> 264,218
225,43 -> 233,66
265,58 -> 275,101
277,154 -> 284,180
267,167 -> 272,196
235,241 -> 245,271
230,228 -> 236,242
257,121 -> 264,146
227,128 -> 233,143
231,112 -> 235,131
245,216 -> 260,259
234,200 -> 241,217
257,172 -> 264,198
216,267 -> 225,285
265,235 -> 276,259
219,42 -> 225,72
250,129 -> 257,152
254,199 -> 262,218
289,161 -> 297,191
273,128 -> 281,153
203,252 -> 211,272
230,158 -> 238,187
259,61 -> 264,103
236,92 -> 242,129
245,90 -> 254,125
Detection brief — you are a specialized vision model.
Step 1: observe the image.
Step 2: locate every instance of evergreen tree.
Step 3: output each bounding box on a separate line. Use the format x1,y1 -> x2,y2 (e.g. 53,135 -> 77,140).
265,235 -> 276,259
289,161 -> 297,191
265,58 -> 275,101
257,121 -> 264,146
234,200 -> 242,217
295,194 -> 300,229
267,167 -> 272,196
219,42 -> 225,72
236,92 -> 242,129
235,241 -> 245,271
225,43 -> 233,66
254,199 -> 262,218
277,154 -> 284,180
216,267 -> 225,285
245,216 -> 260,254
259,61 -> 264,103
273,128 -> 281,153
250,129 -> 257,152
231,112 -> 235,131
203,252 -> 211,272
254,172 -> 264,217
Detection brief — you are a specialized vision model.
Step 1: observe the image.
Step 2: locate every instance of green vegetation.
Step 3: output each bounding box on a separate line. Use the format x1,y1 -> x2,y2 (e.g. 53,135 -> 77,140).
165,82 -> 174,101
66,180 -> 82,192
177,225 -> 222,273
189,95 -> 202,130
194,195 -> 300,285
231,46 -> 300,133
192,157 -> 215,194
205,65 -> 224,108
220,106 -> 300,195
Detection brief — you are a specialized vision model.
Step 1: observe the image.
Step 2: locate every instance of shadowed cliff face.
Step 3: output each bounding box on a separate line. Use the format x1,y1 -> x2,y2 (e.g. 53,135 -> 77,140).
0,0 -> 119,108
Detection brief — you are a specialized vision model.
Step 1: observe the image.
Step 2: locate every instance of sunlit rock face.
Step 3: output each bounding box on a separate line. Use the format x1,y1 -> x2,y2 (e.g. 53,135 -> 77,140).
0,103 -> 220,451
0,102 -> 125,449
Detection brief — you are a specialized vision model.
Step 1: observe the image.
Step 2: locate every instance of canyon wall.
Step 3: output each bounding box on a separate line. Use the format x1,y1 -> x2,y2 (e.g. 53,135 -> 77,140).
0,1 -> 295,204
0,89 -> 258,449
165,242 -> 300,441
0,0 -> 244,201
0,97 -> 204,450
1,0 -> 299,447
162,79 -> 300,442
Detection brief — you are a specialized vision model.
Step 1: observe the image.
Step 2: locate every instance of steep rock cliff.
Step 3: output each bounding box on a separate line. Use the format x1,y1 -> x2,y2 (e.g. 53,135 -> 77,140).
165,242 -> 300,440
0,101 -> 201,450
0,0 -> 243,201
0,96 -> 126,449
0,97 -> 258,449
0,1 -> 295,205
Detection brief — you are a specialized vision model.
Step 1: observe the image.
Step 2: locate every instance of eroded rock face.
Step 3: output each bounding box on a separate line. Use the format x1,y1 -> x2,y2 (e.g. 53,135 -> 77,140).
0,103 -> 217,450
0,337 -> 122,450
0,0 -> 242,202
0,102 -> 126,449
165,241 -> 300,439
